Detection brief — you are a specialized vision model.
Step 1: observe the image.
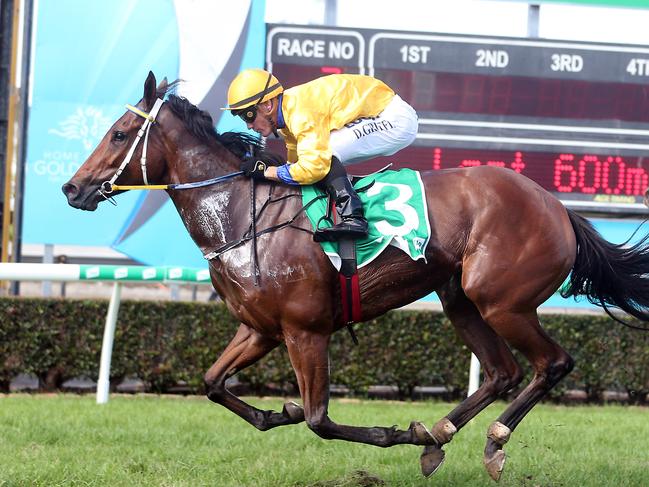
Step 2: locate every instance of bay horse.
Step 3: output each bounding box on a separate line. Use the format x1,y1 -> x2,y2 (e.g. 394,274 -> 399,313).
63,72 -> 649,480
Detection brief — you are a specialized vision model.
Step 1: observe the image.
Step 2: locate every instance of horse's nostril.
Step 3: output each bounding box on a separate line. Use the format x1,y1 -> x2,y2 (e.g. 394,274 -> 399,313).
62,182 -> 78,198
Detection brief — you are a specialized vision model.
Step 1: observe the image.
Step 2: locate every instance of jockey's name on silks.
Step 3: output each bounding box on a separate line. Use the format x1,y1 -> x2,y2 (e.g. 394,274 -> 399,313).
301,168 -> 431,271
344,117 -> 395,140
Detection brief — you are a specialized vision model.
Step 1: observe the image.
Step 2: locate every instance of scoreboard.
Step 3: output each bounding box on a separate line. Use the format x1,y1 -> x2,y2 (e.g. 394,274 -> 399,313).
266,24 -> 649,214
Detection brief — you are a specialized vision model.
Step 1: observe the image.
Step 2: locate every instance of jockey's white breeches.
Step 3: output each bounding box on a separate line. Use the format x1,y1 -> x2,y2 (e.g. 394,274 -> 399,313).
329,95 -> 419,165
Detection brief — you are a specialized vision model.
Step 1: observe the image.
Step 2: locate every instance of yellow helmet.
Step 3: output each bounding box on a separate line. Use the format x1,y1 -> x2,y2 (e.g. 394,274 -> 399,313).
222,68 -> 283,111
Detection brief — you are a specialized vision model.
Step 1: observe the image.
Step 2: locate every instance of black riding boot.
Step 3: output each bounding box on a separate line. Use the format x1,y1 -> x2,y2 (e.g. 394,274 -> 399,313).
314,158 -> 368,242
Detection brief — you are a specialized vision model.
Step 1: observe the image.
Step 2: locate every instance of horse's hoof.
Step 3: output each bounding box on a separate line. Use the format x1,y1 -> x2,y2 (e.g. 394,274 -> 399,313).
484,449 -> 506,481
282,401 -> 304,423
420,444 -> 445,477
410,421 -> 435,444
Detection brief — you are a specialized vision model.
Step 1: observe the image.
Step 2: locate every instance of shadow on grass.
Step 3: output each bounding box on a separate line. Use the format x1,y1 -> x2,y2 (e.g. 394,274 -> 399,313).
298,470 -> 386,486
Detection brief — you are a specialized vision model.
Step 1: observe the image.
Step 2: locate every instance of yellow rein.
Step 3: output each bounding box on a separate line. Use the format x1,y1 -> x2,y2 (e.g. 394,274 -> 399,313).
112,184 -> 169,191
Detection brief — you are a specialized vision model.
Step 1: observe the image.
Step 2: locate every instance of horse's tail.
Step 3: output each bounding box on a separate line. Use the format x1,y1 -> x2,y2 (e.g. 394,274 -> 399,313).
562,209 -> 649,324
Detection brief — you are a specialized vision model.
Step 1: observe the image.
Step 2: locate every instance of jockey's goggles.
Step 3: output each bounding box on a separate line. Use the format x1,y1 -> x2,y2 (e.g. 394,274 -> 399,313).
233,106 -> 258,124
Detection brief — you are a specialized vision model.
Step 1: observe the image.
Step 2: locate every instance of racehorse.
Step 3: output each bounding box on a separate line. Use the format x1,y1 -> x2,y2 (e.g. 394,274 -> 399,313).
63,72 -> 649,480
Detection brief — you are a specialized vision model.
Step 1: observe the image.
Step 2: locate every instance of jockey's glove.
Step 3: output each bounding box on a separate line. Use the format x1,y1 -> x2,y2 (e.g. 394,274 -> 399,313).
240,157 -> 267,180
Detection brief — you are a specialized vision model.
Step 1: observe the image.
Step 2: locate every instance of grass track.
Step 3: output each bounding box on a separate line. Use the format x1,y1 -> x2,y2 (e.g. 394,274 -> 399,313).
1,394 -> 648,486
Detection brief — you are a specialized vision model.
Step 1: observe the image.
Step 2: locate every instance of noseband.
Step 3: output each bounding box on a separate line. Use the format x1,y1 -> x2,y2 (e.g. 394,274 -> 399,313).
98,98 -> 165,202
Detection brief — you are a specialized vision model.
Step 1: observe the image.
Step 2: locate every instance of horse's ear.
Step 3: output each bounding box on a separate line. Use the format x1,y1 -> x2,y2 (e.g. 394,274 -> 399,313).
156,77 -> 168,98
143,71 -> 157,109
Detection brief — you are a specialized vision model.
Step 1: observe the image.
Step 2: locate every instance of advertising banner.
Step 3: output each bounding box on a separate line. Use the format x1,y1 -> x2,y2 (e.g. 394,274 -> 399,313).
22,0 -> 266,267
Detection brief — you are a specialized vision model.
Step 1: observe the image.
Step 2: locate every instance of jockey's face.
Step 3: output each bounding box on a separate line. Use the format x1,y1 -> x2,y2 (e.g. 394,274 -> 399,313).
246,99 -> 277,137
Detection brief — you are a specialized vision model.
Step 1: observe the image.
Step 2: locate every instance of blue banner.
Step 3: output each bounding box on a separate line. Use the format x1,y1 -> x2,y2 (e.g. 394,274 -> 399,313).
22,0 -> 266,268
23,0 -> 180,246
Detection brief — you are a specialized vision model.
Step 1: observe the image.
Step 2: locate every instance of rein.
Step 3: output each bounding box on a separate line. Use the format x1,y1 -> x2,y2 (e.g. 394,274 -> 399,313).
203,186 -> 326,261
112,171 -> 244,191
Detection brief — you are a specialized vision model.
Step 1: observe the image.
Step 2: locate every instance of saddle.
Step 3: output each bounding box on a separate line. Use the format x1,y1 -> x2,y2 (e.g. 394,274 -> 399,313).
302,166 -> 432,342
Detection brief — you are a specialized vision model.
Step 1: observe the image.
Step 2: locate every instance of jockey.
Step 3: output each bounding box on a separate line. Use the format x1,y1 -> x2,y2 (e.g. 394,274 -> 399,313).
222,68 -> 419,242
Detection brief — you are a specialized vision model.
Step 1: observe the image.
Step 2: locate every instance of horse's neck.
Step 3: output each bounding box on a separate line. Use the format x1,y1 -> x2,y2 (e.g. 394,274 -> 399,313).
168,141 -> 240,183
178,182 -> 249,253
166,143 -> 249,254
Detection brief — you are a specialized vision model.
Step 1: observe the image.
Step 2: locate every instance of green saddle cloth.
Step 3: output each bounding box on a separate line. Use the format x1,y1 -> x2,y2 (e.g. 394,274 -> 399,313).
301,168 -> 431,271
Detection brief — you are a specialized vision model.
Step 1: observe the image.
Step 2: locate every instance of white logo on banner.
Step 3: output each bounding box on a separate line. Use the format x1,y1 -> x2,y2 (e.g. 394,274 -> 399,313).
142,268 -> 157,280
31,151 -> 81,183
49,106 -> 112,150
168,268 -> 183,279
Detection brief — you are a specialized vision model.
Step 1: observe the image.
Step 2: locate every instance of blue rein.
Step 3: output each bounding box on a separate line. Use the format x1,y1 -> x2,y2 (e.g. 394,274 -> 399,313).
168,170 -> 244,190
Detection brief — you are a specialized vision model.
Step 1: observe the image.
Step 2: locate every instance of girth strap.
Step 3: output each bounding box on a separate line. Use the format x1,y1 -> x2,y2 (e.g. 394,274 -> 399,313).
338,237 -> 361,344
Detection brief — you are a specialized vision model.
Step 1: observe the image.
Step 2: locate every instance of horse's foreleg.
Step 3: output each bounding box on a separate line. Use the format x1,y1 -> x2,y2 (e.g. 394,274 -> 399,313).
285,330 -> 436,448
204,323 -> 305,431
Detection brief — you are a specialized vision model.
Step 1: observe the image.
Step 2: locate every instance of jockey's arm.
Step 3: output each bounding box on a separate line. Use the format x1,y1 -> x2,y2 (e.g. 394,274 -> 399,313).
264,149 -> 331,184
262,139 -> 296,182
270,127 -> 332,185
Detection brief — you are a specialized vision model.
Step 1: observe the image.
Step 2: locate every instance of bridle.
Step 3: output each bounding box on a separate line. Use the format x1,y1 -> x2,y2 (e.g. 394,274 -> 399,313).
97,98 -> 242,203
97,98 -> 164,203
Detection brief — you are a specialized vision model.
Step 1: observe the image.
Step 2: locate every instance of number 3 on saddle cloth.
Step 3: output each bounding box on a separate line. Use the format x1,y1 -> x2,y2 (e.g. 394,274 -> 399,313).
301,168 -> 431,334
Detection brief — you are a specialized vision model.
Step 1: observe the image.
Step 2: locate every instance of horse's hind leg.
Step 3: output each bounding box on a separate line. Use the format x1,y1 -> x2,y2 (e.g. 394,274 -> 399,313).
284,329 -> 437,448
204,323 -> 305,430
476,308 -> 574,480
419,279 -> 524,476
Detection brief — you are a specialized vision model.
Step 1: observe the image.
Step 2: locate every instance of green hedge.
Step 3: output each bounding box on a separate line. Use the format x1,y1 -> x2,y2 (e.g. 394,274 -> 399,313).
1,297 -> 648,402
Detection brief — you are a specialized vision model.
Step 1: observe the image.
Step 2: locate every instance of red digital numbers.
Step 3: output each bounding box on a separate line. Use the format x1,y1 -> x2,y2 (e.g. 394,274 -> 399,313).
458,151 -> 525,173
432,148 -> 646,197
432,147 -> 441,170
282,143 -> 649,205
554,154 -> 578,192
553,153 -> 648,195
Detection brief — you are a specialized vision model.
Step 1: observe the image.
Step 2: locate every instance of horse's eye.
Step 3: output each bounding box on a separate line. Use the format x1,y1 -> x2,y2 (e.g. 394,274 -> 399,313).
112,131 -> 127,142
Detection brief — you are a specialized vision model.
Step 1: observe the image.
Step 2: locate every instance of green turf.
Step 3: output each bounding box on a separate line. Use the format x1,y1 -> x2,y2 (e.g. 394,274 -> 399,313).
0,394 -> 647,486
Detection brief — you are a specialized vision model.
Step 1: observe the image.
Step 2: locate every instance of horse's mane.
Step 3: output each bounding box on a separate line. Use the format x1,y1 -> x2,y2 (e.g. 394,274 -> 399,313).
162,83 -> 281,163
